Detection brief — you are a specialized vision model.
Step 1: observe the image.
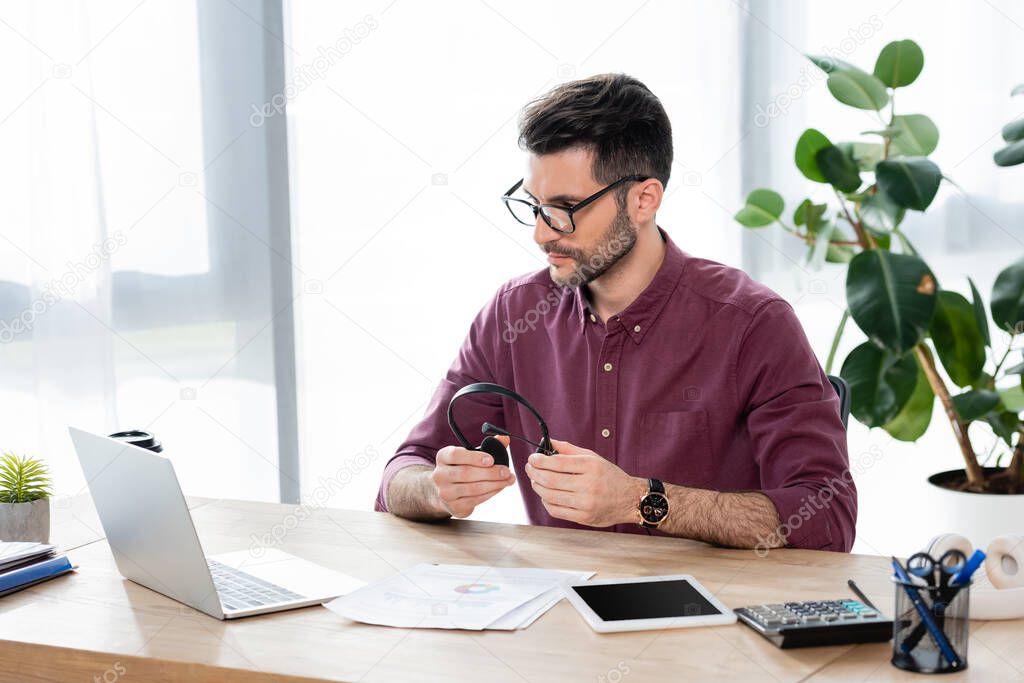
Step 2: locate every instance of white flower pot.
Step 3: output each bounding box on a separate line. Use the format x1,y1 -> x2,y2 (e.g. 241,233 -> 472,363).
0,498 -> 50,543
924,468 -> 1024,547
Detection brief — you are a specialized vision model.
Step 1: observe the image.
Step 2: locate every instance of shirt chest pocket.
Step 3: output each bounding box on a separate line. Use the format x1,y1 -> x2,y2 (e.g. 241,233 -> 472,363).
637,409 -> 715,487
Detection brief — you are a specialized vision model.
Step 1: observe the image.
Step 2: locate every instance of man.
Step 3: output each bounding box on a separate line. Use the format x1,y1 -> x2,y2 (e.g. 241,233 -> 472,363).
374,73 -> 856,552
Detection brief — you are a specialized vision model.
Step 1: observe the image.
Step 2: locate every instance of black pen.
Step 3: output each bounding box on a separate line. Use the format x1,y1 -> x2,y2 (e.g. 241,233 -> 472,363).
847,578 -> 879,611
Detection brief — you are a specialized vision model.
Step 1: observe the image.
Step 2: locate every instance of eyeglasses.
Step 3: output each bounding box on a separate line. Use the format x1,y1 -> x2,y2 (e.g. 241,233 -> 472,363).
500,174 -> 650,234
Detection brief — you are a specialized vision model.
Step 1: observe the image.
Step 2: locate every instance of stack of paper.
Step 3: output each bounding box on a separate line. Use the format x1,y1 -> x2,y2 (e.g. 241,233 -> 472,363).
325,563 -> 593,630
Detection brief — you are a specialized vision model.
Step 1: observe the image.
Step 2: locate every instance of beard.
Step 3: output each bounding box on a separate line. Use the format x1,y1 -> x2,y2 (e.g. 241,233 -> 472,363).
545,205 -> 637,288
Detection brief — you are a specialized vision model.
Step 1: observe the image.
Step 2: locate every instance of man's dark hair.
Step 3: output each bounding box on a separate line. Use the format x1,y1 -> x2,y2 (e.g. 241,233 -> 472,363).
517,73 -> 673,191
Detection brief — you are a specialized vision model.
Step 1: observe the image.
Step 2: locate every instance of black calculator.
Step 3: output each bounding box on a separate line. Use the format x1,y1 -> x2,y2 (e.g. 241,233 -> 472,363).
735,599 -> 893,648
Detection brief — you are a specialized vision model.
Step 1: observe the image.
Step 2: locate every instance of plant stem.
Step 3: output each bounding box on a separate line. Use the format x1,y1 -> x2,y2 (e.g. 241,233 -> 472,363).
775,220 -> 809,244
825,309 -> 850,375
1006,431 -> 1023,490
913,343 -> 986,490
884,92 -> 895,159
834,190 -> 873,249
776,219 -> 861,248
993,332 -> 1017,378
892,229 -> 919,256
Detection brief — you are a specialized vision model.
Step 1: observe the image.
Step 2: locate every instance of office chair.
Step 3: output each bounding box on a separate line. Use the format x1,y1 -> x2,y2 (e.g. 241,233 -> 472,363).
827,374 -> 850,428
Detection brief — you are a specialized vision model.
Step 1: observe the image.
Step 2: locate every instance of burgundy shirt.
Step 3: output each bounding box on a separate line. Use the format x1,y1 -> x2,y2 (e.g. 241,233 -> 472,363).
374,228 -> 856,552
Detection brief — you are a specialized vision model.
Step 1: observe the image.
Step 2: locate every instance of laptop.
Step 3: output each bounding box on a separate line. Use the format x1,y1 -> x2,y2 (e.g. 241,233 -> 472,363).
69,427 -> 364,619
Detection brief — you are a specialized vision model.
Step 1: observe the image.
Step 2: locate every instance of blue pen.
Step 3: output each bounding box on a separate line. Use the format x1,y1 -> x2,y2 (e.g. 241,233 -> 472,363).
951,549 -> 986,586
892,557 -> 963,668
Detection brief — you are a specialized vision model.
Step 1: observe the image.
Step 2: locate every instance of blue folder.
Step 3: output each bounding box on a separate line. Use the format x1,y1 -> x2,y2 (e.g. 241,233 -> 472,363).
0,554 -> 76,597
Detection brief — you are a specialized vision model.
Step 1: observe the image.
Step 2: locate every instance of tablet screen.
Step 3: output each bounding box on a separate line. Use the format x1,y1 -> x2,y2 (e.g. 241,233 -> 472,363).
571,579 -> 722,621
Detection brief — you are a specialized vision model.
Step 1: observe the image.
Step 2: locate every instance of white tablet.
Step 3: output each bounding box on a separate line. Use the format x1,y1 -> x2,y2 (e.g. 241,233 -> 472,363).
562,574 -> 736,633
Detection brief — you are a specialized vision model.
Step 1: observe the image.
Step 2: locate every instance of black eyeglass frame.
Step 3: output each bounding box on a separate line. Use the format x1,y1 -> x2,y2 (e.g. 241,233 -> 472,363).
500,174 -> 650,234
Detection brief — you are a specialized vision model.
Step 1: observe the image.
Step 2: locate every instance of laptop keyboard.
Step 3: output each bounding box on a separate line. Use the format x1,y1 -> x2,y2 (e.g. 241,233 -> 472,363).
208,559 -> 304,612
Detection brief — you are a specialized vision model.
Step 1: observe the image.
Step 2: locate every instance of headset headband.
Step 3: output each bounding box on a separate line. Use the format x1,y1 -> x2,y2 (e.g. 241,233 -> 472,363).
447,382 -> 554,455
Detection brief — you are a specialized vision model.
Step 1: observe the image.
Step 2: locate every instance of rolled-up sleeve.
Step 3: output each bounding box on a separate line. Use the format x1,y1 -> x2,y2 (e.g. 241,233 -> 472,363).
374,289 -> 508,512
735,300 -> 857,552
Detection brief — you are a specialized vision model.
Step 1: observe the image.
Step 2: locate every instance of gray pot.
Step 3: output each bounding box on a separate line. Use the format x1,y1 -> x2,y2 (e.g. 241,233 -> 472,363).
0,499 -> 50,543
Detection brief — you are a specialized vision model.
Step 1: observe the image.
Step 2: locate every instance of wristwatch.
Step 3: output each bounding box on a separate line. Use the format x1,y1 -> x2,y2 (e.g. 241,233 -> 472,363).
637,478 -> 669,528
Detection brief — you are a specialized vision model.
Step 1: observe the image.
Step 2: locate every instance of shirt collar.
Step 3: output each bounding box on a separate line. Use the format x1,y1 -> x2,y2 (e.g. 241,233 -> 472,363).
571,226 -> 686,344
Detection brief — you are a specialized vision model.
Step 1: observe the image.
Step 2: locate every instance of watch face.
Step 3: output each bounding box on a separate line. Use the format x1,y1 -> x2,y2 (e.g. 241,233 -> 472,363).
640,492 -> 668,524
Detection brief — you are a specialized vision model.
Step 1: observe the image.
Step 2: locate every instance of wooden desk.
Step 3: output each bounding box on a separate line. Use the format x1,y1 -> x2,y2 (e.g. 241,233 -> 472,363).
1,498 -> 1021,682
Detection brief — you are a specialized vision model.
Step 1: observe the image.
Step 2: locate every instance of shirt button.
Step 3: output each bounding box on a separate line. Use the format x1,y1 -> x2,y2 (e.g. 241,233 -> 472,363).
601,428 -> 611,438
589,314 -> 597,323
633,324 -> 641,333
603,362 -> 613,372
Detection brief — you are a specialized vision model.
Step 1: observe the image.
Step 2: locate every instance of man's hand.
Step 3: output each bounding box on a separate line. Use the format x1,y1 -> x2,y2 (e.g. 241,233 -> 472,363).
429,436 -> 516,518
524,439 -> 645,527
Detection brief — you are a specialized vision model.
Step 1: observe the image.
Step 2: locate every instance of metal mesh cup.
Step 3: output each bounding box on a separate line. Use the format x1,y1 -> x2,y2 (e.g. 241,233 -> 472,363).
891,577 -> 970,674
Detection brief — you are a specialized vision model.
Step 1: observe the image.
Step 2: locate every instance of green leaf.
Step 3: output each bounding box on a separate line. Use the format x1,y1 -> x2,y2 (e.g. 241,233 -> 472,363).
994,140 -> 1024,167
836,141 -> 884,172
971,371 -> 994,391
930,290 -> 986,387
826,243 -> 856,264
873,39 -> 924,88
869,230 -> 892,250
1002,119 -> 1024,143
793,199 -> 827,229
806,54 -> 858,74
984,410 -> 1021,447
735,189 -> 784,227
876,158 -> 942,211
991,255 -> 1024,332
889,114 -> 940,157
861,127 -> 903,139
841,343 -> 919,427
795,129 -> 832,183
883,360 -> 934,441
846,250 -> 938,354
815,145 -> 862,193
968,277 -> 991,348
1013,83 -> 1024,97
827,70 -> 890,111
1001,385 -> 1024,412
860,188 -> 905,233
952,389 -> 1001,422
0,452 -> 51,504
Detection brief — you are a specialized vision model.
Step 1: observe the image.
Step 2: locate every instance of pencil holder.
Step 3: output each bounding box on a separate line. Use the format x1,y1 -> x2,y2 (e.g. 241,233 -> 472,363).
891,578 -> 970,674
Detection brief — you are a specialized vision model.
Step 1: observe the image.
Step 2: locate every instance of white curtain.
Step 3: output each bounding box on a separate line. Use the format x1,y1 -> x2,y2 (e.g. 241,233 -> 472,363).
1,1 -> 281,503
25,2 -> 118,491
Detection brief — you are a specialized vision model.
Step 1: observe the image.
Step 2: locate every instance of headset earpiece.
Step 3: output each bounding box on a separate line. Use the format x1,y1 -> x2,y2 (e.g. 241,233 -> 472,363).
478,435 -> 509,468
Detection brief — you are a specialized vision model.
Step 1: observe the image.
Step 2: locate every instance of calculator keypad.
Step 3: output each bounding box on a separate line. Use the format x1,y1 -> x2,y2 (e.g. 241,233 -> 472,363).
739,600 -> 884,630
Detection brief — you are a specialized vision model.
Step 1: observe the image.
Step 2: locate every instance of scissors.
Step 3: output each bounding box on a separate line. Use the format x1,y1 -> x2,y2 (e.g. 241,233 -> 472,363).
906,549 -> 967,591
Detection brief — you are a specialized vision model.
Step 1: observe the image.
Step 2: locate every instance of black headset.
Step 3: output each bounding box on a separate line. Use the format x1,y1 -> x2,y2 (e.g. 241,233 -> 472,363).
447,382 -> 556,467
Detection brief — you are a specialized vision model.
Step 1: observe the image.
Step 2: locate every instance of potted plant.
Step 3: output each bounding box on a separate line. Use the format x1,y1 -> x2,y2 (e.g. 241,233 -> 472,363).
734,39 -> 1024,545
0,452 -> 53,543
